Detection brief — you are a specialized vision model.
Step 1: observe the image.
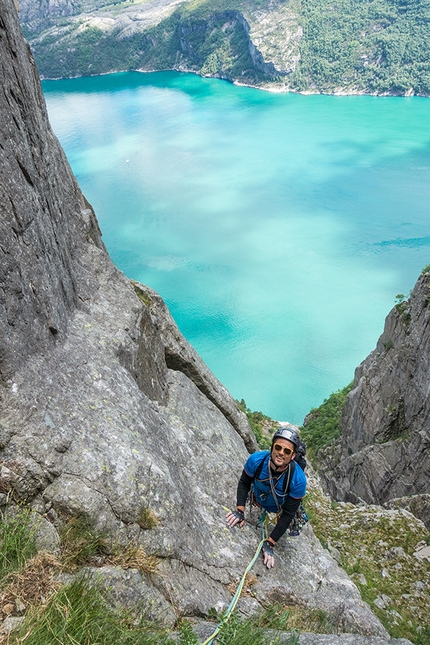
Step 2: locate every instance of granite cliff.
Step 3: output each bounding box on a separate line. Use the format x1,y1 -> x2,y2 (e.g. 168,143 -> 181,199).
316,273 -> 430,532
0,1 -> 422,643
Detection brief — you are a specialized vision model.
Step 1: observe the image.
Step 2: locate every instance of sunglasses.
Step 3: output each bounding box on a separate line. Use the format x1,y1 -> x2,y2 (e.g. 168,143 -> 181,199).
273,444 -> 294,456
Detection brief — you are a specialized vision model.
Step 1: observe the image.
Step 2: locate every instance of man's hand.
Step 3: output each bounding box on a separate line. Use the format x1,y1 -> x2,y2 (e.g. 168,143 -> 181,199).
262,540 -> 275,569
226,509 -> 245,528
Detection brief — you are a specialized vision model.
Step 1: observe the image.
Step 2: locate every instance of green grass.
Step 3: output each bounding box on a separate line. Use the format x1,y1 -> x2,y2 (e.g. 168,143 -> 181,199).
300,382 -> 354,458
131,280 -> 152,307
138,505 -> 159,529
12,578 -> 175,645
187,608 -> 299,645
305,484 -> 430,644
59,513 -> 111,570
0,509 -> 37,584
10,577 -> 300,645
216,614 -> 280,644
0,507 -> 299,644
237,399 -> 277,449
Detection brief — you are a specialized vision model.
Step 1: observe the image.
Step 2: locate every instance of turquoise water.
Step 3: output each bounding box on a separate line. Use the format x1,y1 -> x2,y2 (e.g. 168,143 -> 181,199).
42,71 -> 430,423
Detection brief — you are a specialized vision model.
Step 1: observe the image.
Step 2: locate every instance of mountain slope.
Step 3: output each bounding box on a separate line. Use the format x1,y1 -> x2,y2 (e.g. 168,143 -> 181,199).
20,0 -> 430,94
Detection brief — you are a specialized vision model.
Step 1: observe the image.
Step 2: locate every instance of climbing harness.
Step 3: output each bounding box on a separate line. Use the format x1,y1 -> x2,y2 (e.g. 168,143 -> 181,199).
253,454 -> 294,509
252,454 -> 308,537
200,521 -> 269,645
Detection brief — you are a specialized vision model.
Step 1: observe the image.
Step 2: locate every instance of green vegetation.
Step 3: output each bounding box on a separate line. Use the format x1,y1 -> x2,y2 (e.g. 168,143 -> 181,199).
8,577 -> 301,645
138,505 -> 159,529
13,578 -> 174,645
212,611 -> 298,644
305,484 -> 430,644
187,605 -> 299,645
289,0 -> 430,94
0,509 -> 299,644
58,512 -> 159,574
59,513 -> 111,570
300,382 -> 353,458
395,293 -> 412,329
131,280 -> 152,307
32,9 -> 272,84
237,399 -> 278,449
383,338 -> 395,351
26,0 -> 430,93
0,509 -> 37,583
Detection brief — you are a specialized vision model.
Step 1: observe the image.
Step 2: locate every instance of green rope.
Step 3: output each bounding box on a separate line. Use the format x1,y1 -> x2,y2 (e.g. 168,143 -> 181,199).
200,522 -> 268,645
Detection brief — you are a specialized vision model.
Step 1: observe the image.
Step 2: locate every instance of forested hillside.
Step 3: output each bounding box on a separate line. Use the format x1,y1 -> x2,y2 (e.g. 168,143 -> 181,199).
20,0 -> 430,94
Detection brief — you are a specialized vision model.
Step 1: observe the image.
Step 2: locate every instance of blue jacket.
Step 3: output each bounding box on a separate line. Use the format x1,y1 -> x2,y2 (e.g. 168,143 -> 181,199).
244,450 -> 307,513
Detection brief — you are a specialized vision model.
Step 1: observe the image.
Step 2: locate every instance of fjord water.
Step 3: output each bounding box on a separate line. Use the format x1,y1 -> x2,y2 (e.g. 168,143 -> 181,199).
42,72 -> 430,423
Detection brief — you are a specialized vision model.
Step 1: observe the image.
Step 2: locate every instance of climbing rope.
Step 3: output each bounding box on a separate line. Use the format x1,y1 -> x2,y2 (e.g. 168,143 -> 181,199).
200,519 -> 269,645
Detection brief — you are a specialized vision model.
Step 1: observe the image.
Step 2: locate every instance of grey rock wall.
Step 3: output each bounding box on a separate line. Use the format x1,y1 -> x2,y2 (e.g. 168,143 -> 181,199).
131,282 -> 257,453
0,1 -> 105,383
0,2 -> 413,642
317,274 -> 430,528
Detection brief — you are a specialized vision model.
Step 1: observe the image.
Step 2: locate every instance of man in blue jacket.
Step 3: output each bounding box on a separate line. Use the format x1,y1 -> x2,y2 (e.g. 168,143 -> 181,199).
226,427 -> 307,569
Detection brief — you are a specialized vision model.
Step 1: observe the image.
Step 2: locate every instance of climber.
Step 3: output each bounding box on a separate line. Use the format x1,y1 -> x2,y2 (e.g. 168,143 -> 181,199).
226,427 -> 307,570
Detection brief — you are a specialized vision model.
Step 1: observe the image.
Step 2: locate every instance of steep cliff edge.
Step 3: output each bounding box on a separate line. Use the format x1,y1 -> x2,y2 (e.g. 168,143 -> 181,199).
317,271 -> 430,529
0,4 -> 105,383
0,1 -> 403,641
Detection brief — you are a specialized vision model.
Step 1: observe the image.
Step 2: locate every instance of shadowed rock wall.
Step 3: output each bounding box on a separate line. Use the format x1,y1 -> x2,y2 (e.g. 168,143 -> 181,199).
318,273 -> 430,528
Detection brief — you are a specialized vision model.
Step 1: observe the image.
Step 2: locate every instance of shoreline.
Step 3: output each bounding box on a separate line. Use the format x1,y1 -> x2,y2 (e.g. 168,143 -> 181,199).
41,66 -> 430,98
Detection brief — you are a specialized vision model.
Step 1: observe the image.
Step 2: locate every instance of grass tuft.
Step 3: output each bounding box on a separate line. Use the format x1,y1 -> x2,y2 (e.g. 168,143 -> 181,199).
12,577 -> 175,645
216,610 -> 299,644
110,544 -> 159,574
138,506 -> 159,530
59,514 -> 111,571
0,509 -> 37,585
0,552 -> 60,615
131,281 -> 152,307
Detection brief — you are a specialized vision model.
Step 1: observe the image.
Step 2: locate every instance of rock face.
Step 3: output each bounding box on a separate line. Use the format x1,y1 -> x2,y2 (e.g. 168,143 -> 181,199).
19,0 -> 111,24
131,282 -> 257,453
0,3 -> 105,384
0,2 -> 413,642
193,621 -> 415,645
317,274 -> 430,529
23,5 -> 280,83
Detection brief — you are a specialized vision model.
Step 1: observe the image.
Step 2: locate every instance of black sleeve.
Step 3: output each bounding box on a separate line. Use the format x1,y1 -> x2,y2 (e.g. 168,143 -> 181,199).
236,469 -> 253,507
269,496 -> 302,543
